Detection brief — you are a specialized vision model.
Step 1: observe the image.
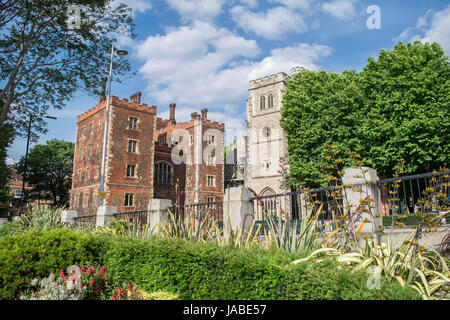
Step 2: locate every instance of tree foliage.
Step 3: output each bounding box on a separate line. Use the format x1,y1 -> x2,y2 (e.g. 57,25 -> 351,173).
358,41 -> 450,176
281,69 -> 364,187
281,41 -> 450,187
17,139 -> 74,206
0,0 -> 135,137
0,100 -> 15,205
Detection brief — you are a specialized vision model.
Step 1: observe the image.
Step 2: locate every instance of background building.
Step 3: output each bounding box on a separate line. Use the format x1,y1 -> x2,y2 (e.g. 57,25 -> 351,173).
70,92 -> 224,215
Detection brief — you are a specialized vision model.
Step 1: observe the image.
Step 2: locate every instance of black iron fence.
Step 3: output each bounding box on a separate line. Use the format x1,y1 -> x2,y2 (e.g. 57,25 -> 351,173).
169,202 -> 223,227
377,171 -> 450,217
113,209 -> 150,229
73,214 -> 96,229
250,170 -> 449,235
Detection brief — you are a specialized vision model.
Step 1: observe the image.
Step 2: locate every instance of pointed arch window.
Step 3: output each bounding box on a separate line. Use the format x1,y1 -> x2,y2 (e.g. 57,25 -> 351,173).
260,95 -> 265,110
259,187 -> 276,219
268,93 -> 273,108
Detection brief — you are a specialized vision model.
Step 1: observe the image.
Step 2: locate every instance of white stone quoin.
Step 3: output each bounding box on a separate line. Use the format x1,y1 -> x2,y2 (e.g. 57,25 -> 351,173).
223,186 -> 254,241
96,206 -> 117,227
61,210 -> 78,226
342,167 -> 382,235
148,199 -> 172,233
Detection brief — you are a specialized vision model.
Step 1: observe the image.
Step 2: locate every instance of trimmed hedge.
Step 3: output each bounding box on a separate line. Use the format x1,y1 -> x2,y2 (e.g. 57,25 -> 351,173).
0,229 -> 109,299
104,237 -> 421,300
0,230 -> 421,300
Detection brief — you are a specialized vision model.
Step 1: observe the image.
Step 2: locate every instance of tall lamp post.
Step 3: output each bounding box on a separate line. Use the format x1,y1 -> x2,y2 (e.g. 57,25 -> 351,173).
20,114 -> 57,207
99,45 -> 128,206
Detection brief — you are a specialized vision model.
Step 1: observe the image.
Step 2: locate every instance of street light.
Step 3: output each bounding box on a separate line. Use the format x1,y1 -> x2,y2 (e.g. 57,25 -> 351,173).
20,114 -> 58,207
99,45 -> 128,206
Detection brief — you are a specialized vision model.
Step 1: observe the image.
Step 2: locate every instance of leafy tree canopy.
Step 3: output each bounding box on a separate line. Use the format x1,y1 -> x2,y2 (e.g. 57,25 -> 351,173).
0,0 -> 135,138
358,41 -> 450,176
0,100 -> 15,205
17,139 -> 74,207
281,41 -> 450,187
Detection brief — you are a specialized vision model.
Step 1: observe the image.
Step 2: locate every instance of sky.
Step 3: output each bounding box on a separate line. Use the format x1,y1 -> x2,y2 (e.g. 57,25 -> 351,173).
6,0 -> 450,162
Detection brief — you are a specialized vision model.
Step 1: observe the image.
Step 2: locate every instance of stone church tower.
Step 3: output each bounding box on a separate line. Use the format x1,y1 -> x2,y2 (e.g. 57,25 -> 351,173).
244,67 -> 304,200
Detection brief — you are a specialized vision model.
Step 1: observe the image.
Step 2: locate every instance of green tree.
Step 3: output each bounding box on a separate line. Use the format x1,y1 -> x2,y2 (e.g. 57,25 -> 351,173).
281,69 -> 364,187
281,41 -> 450,187
358,41 -> 450,177
0,125 -> 14,205
17,139 -> 74,207
0,100 -> 15,205
0,0 -> 135,137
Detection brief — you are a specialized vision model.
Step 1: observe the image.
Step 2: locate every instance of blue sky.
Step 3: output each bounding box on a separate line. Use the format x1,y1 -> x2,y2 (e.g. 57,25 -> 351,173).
7,0 -> 450,162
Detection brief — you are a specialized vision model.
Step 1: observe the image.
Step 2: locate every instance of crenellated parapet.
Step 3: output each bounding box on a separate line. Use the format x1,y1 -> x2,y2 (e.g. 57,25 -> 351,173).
77,96 -> 157,123
249,72 -> 289,90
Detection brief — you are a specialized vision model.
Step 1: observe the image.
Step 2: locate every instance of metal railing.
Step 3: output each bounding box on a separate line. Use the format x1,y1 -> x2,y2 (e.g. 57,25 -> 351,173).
169,201 -> 223,226
250,170 -> 449,234
73,214 -> 97,228
377,170 -> 450,217
113,209 -> 150,228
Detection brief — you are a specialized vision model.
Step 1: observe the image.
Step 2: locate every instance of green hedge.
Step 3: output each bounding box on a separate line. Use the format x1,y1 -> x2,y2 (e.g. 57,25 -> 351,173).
0,230 -> 421,300
104,237 -> 420,300
0,229 -> 109,299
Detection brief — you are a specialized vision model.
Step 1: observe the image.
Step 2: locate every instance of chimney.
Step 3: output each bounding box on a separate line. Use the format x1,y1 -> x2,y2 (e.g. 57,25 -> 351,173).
191,112 -> 199,120
99,76 -> 108,102
169,103 -> 176,125
130,91 -> 142,104
201,108 -> 208,120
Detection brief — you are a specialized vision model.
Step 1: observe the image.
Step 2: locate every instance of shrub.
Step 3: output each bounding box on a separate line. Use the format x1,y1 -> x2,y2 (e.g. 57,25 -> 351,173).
104,237 -> 420,300
19,273 -> 85,300
14,205 -> 65,233
59,265 -> 114,300
0,228 -> 110,299
0,220 -> 18,237
142,290 -> 179,300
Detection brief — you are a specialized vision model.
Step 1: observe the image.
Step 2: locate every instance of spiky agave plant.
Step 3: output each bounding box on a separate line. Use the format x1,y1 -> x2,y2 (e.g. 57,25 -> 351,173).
213,215 -> 262,248
15,204 -> 64,232
264,204 -> 323,253
157,207 -> 216,242
292,233 -> 450,300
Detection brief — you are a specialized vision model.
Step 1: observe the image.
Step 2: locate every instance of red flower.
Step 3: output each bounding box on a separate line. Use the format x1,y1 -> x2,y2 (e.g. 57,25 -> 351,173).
87,266 -> 94,275
89,279 -> 95,286
112,295 -> 117,300
80,265 -> 85,273
59,270 -> 65,277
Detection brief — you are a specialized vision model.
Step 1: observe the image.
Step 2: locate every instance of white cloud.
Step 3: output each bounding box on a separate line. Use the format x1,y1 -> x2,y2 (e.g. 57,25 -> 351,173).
395,6 -> 450,54
111,0 -> 152,14
135,22 -> 331,143
249,43 -> 332,79
136,21 -> 331,106
136,21 -> 260,107
230,5 -> 307,39
321,0 -> 358,20
420,6 -> 450,53
269,0 -> 313,11
165,0 -> 225,22
239,0 -> 258,9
